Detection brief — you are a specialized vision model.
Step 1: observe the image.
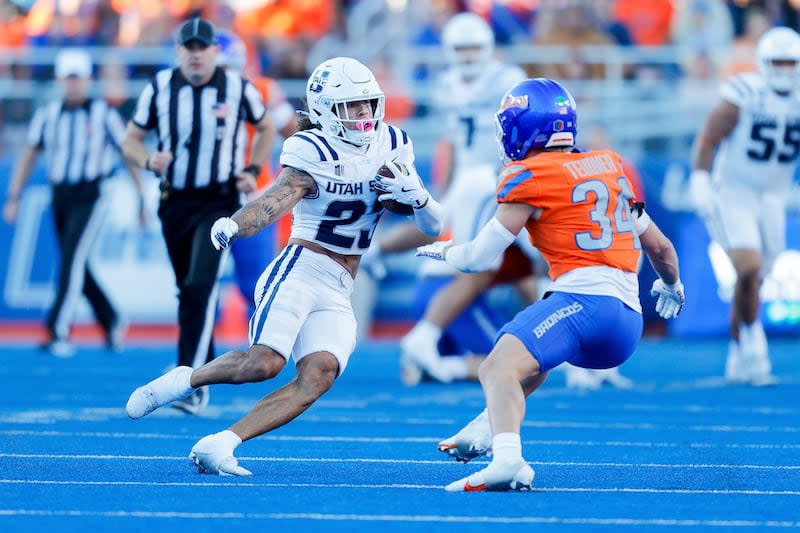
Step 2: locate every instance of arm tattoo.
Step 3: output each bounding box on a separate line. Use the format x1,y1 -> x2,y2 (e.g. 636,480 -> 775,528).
232,166 -> 317,238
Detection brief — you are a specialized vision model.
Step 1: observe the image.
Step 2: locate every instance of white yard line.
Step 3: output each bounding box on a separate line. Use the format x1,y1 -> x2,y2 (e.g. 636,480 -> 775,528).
1,453 -> 798,470
2,479 -> 800,496
3,429 -> 800,449
0,509 -> 797,527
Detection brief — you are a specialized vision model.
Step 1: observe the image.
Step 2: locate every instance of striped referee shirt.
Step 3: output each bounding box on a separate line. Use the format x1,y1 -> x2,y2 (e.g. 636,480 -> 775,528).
28,99 -> 126,185
131,67 -> 266,190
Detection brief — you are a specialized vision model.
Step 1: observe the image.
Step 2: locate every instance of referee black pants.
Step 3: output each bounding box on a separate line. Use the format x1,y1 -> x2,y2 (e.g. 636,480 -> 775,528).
158,188 -> 240,368
47,181 -> 117,341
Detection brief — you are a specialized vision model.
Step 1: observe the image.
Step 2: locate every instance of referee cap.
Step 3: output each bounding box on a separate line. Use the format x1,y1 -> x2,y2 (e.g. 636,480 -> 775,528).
55,49 -> 92,79
178,17 -> 217,47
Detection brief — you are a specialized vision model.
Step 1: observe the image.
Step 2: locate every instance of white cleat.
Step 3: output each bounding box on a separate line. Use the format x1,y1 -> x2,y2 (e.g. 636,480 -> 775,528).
125,366 -> 195,419
564,364 -> 602,391
741,355 -> 777,387
189,433 -> 252,476
725,340 -> 745,384
41,338 -> 76,358
399,354 -> 424,387
728,333 -> 777,387
399,326 -> 454,384
171,386 -> 209,415
438,409 -> 492,463
400,345 -> 452,384
444,459 -> 534,492
595,367 -> 634,389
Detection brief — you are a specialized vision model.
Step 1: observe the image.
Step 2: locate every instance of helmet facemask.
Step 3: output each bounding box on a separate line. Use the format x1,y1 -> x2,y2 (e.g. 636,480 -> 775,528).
442,13 -> 494,82
326,95 -> 385,145
446,44 -> 492,81
756,27 -> 800,93
760,58 -> 800,93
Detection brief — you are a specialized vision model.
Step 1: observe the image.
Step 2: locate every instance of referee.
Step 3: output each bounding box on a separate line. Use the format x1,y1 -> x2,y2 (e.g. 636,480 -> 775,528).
3,48 -> 145,358
122,18 -> 275,414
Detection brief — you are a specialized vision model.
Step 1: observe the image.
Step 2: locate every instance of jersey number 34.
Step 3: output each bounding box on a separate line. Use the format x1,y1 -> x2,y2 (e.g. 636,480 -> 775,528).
573,177 -> 641,251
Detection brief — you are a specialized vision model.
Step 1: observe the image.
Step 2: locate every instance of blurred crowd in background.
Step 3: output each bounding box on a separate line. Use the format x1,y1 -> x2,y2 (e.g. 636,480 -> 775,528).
1,0 -> 799,113
2,0 -> 800,341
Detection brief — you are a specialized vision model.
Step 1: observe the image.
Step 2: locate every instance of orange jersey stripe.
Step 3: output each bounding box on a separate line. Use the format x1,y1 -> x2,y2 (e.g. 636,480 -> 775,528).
496,150 -> 641,280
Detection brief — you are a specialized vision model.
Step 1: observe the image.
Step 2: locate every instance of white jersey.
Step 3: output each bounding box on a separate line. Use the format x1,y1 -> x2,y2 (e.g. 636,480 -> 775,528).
433,61 -> 526,175
279,122 -> 414,255
714,72 -> 800,193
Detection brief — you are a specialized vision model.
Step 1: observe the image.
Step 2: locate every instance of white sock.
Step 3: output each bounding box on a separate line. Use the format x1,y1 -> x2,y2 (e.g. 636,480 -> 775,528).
409,320 -> 442,346
751,321 -> 767,346
739,321 -> 767,358
217,430 -> 242,450
176,366 -> 196,392
491,432 -> 522,464
436,356 -> 468,381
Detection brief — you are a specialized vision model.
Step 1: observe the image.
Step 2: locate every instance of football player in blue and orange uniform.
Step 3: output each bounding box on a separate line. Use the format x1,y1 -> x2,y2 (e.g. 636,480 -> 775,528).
417,78 -> 685,492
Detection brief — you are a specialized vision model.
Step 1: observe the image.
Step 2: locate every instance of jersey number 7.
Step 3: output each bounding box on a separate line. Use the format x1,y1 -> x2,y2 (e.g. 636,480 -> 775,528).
572,177 -> 641,251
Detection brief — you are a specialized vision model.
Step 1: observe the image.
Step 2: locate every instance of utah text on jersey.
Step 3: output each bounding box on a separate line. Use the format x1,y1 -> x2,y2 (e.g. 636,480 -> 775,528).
279,123 -> 414,255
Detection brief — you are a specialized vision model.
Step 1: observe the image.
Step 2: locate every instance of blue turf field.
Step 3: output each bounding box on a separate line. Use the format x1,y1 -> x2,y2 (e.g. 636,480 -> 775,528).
1,337 -> 799,531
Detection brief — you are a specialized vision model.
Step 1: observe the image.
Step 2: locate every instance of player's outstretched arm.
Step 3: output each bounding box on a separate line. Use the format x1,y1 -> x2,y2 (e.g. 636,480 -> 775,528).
418,202 -> 533,273
210,166 -> 316,250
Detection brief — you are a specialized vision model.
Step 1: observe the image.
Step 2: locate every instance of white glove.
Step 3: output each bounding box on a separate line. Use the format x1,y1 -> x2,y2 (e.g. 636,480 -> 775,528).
650,279 -> 685,319
210,217 -> 238,250
360,246 -> 387,280
688,169 -> 714,218
374,160 -> 430,209
415,240 -> 453,262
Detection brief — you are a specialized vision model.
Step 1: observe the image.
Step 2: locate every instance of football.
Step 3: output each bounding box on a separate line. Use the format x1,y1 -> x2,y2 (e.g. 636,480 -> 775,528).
377,163 -> 414,216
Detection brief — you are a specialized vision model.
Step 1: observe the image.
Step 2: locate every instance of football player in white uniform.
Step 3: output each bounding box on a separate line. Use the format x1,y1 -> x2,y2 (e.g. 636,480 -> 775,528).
125,57 -> 444,475
363,13 -> 534,384
689,26 -> 800,386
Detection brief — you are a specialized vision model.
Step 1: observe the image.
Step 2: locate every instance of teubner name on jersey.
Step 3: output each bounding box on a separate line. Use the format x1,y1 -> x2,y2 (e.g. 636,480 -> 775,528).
280,122 -> 413,255
715,72 -> 800,192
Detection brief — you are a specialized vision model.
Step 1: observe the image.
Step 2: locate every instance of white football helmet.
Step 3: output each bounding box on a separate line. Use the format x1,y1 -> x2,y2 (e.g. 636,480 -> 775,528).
441,12 -> 494,80
305,57 -> 385,146
756,26 -> 800,92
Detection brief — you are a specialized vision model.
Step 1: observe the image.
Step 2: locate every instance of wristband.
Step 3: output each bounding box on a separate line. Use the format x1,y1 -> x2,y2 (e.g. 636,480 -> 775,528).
243,164 -> 261,176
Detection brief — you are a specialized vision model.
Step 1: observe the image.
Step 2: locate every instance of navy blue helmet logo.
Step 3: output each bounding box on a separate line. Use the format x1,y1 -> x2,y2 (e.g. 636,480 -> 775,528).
309,70 -> 330,93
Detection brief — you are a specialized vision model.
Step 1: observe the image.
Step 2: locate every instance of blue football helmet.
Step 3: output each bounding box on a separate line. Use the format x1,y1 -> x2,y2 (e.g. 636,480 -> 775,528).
216,28 -> 246,73
495,78 -> 578,162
